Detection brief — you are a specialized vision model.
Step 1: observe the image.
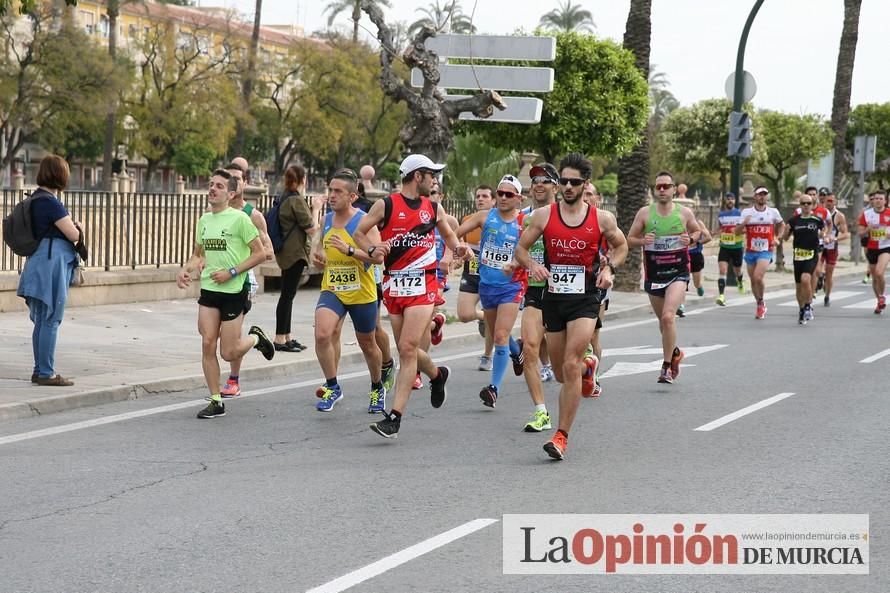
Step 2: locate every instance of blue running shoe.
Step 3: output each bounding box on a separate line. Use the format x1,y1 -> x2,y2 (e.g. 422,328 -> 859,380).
316,385 -> 343,412
367,385 -> 386,414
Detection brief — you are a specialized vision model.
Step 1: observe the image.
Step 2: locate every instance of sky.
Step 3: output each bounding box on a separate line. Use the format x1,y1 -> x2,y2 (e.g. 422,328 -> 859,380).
222,0 -> 889,118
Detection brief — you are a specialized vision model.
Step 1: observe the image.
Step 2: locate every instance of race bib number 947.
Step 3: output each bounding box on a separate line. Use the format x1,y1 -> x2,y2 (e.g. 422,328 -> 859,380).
548,264 -> 585,294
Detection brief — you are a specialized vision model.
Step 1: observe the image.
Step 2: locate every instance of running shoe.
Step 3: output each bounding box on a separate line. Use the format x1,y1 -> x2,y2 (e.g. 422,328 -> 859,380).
430,366 -> 449,408
862,274 -> 870,284
248,326 -> 275,360
479,384 -> 497,408
755,301 -> 767,319
879,295 -> 887,311
657,367 -> 673,384
805,305 -> 814,321
737,280 -> 745,294
367,386 -> 386,414
478,355 -> 492,371
676,304 -> 686,317
197,399 -> 225,419
669,347 -> 684,380
220,378 -> 240,398
477,319 -> 486,338
381,364 -> 395,392
543,431 -> 567,460
511,339 -> 525,376
592,381 -> 603,398
581,355 -> 599,398
715,294 -> 726,306
316,385 -> 343,412
824,295 -> 830,307
315,384 -> 326,398
370,411 -> 400,439
540,364 -> 555,382
524,410 -> 552,432
816,275 -> 824,292
412,373 -> 423,389
430,312 -> 446,346
697,286 -> 705,297
798,309 -> 806,325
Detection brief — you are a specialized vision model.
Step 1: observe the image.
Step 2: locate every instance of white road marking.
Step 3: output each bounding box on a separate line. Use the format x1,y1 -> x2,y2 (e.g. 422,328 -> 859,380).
304,518 -> 498,593
600,344 -> 727,379
694,392 -> 796,432
778,290 -> 860,306
859,348 -> 890,364
843,299 -> 880,309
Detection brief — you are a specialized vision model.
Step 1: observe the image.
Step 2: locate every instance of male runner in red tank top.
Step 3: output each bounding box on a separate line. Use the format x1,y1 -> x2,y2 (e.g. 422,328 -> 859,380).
515,153 -> 628,461
354,154 -> 472,439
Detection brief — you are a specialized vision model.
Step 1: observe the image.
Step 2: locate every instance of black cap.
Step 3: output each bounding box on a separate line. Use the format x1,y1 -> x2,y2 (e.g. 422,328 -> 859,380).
818,187 -> 832,196
725,192 -> 736,198
529,163 -> 558,183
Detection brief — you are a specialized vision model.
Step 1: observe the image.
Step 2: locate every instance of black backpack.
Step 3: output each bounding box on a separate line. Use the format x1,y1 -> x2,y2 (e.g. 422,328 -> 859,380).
265,192 -> 299,254
2,190 -> 51,257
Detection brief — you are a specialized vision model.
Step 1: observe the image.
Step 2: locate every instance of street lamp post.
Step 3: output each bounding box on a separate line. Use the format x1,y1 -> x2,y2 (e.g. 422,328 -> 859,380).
730,0 -> 766,197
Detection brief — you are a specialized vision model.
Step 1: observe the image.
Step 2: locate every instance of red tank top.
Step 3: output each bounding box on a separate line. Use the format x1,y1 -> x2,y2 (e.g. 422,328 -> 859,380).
379,193 -> 438,273
542,203 -> 604,298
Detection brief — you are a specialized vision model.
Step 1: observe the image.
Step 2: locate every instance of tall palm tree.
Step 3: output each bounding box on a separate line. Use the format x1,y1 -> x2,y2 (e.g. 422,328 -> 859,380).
538,0 -> 595,34
324,0 -> 392,43
648,68 -> 679,128
830,0 -> 862,191
233,0 -> 263,156
615,0 -> 651,292
408,0 -> 476,36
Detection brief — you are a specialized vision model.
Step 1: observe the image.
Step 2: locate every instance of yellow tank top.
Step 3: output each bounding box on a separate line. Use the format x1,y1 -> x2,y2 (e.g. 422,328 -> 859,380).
320,211 -> 377,304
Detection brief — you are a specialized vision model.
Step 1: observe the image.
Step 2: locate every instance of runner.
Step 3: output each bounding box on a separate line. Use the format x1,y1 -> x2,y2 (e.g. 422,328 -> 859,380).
782,194 -> 830,324
515,153 -> 628,460
581,181 -> 606,397
309,168 -> 386,413
354,154 -> 472,438
627,171 -> 700,384
713,193 -> 744,306
220,160 -> 274,398
819,190 -> 849,307
734,186 -> 785,320
456,175 -> 527,409
176,169 -> 275,419
810,188 -> 832,298
858,188 -> 890,314
457,185 -> 496,371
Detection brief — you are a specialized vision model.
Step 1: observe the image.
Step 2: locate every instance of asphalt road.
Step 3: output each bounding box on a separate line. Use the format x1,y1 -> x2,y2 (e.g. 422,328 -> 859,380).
1,278 -> 887,593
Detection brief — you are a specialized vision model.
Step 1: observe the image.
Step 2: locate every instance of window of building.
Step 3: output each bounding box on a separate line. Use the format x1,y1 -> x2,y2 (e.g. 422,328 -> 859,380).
80,10 -> 95,35
99,15 -> 110,38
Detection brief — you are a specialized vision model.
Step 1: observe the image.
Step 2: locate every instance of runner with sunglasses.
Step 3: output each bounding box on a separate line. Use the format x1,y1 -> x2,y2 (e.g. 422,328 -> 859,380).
457,175 -> 527,409
782,195 -> 831,324
515,153 -> 628,460
626,171 -> 701,384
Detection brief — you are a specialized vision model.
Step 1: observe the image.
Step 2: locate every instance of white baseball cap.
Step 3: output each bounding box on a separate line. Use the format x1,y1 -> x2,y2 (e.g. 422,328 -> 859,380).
498,174 -> 522,195
398,154 -> 446,177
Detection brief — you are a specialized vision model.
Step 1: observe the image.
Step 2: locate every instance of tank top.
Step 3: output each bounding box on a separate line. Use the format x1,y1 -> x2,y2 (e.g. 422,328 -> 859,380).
823,210 -> 839,249
542,203 -> 604,300
378,193 -> 438,274
643,203 -> 690,289
741,206 -> 783,252
717,208 -> 743,249
462,213 -> 482,278
320,210 -> 377,304
479,208 -> 526,287
522,210 -> 548,288
859,207 -> 890,250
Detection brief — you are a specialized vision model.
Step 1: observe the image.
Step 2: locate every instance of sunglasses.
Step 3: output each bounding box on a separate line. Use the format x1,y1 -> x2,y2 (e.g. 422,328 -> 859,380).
532,176 -> 554,184
654,183 -> 674,191
800,201 -> 813,206
560,177 -> 585,187
430,190 -> 439,196
496,190 -> 518,198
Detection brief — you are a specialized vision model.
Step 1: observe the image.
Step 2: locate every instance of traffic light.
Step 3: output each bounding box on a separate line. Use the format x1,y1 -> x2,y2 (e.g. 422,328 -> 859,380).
727,111 -> 752,158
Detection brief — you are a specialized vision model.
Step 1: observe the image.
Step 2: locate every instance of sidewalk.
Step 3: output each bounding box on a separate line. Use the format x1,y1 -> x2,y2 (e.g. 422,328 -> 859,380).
0,247 -> 868,422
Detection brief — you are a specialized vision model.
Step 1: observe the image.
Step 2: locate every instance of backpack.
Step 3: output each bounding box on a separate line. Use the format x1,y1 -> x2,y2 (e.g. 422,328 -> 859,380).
265,192 -> 299,254
2,190 -> 51,257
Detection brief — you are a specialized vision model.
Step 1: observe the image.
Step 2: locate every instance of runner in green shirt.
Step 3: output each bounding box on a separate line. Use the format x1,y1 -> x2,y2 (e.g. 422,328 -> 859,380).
176,169 -> 275,419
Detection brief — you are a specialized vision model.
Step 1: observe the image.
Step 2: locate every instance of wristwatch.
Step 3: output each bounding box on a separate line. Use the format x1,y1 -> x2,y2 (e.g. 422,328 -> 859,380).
604,261 -> 617,275
348,246 -> 355,257
228,267 -> 238,277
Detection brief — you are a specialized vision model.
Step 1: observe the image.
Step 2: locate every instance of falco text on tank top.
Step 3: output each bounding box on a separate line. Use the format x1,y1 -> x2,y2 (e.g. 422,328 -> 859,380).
542,203 -> 605,299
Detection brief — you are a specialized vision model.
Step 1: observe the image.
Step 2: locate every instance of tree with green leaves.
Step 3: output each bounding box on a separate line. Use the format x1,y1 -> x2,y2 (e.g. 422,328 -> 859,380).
324,0 -> 391,43
467,31 -> 648,164
756,111 -> 832,205
660,98 -> 761,194
407,0 -> 476,36
847,102 -> 890,188
443,133 -> 518,202
538,0 -> 595,33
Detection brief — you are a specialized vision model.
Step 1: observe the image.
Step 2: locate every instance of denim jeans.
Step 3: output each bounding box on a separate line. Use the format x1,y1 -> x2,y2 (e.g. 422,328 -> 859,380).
28,298 -> 64,378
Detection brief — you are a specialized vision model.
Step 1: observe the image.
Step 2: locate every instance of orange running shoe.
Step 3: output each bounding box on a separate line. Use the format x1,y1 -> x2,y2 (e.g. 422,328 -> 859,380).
543,431 -> 567,460
581,355 -> 599,398
669,347 -> 684,380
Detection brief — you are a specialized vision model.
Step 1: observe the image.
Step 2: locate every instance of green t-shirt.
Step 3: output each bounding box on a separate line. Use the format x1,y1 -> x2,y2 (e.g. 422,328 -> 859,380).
522,211 -> 547,287
196,207 -> 259,293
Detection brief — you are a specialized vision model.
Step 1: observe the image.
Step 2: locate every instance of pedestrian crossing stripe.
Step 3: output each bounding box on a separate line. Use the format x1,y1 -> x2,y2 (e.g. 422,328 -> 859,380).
843,299 -> 882,309
778,291 -> 859,306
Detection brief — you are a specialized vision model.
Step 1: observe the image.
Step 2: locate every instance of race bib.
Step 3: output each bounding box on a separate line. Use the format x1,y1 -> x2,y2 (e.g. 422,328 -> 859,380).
468,258 -> 479,276
531,250 -> 545,265
793,248 -> 815,261
388,269 -> 425,297
645,235 -> 683,252
721,232 -> 739,245
750,237 -> 770,252
869,228 -> 887,240
548,264 -> 585,294
481,242 -> 512,269
327,265 -> 360,292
